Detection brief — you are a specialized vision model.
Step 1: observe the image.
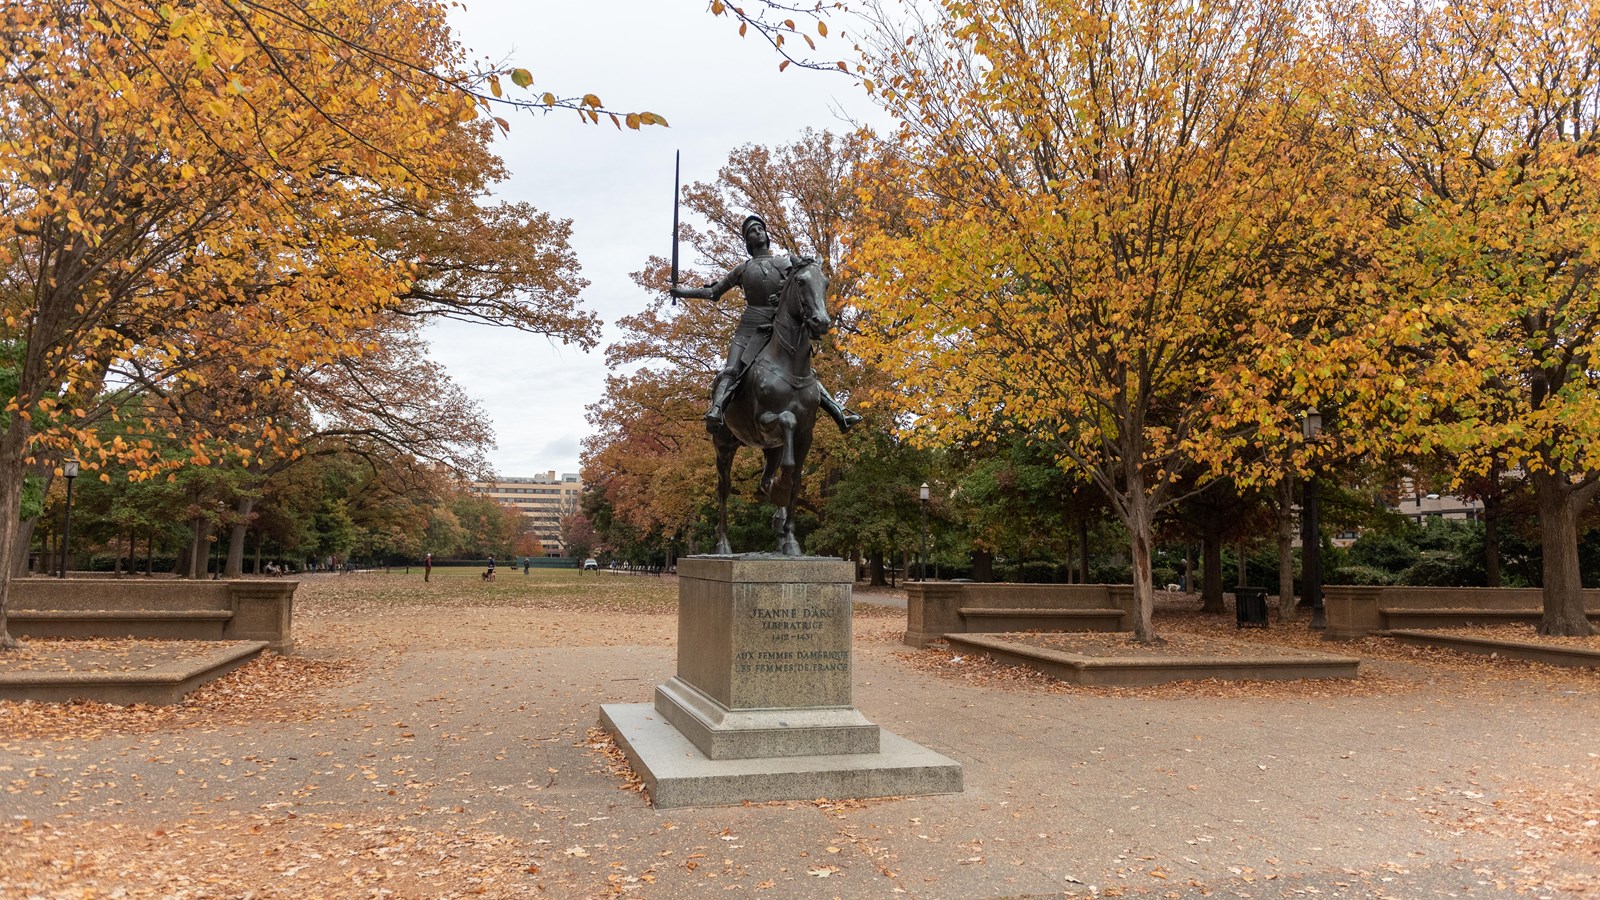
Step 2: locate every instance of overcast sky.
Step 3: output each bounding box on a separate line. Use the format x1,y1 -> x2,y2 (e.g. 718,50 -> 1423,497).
434,1 -> 891,479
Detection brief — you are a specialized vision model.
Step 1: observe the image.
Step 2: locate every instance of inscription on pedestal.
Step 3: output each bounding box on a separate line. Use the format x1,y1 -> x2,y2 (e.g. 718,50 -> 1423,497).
728,581 -> 852,708
673,556 -> 857,712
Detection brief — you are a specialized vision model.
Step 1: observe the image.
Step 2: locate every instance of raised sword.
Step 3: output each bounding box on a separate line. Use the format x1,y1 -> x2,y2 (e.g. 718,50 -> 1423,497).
670,150 -> 680,305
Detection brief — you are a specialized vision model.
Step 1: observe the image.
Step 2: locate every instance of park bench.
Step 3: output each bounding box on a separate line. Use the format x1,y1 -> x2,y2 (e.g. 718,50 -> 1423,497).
1323,585 -> 1600,639
7,578 -> 296,653
904,582 -> 1134,648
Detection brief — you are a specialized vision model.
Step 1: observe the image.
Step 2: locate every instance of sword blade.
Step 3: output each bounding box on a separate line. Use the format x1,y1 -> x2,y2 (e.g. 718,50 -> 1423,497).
670,150 -> 680,304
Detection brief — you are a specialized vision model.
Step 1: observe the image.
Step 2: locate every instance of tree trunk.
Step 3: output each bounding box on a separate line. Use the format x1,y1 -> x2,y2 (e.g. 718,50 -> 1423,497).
225,497 -> 255,577
1126,494 -> 1158,642
971,550 -> 994,582
145,527 -> 154,575
1531,472 -> 1597,636
197,521 -> 213,579
1078,510 -> 1091,585
1276,475 -> 1298,623
0,424 -> 33,649
1236,540 -> 1247,587
868,551 -> 887,587
254,536 -> 263,576
1483,492 -> 1502,588
12,519 -> 36,577
1200,523 -> 1225,614
180,519 -> 201,578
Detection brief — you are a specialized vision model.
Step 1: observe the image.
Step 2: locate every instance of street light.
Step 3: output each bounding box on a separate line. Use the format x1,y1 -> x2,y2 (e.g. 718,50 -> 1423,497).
919,482 -> 930,582
1303,409 -> 1325,630
59,458 -> 79,579
212,501 -> 226,579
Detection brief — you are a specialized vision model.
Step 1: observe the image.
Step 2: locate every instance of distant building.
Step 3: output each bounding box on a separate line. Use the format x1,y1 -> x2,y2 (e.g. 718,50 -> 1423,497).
1393,477 -> 1484,524
471,471 -> 582,556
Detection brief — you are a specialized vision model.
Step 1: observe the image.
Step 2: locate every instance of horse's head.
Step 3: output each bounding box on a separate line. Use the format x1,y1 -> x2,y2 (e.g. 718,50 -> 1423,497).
785,258 -> 831,340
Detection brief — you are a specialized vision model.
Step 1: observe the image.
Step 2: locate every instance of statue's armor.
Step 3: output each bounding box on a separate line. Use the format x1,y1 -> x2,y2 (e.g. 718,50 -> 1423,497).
678,222 -> 858,434
720,254 -> 794,376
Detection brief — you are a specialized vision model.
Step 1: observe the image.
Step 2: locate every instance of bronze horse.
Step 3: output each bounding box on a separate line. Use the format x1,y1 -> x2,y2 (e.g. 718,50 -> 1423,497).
711,257 -> 831,556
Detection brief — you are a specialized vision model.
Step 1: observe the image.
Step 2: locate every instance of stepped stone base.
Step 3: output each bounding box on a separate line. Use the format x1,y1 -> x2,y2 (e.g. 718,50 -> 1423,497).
654,676 -> 880,759
601,554 -> 963,808
601,703 -> 963,809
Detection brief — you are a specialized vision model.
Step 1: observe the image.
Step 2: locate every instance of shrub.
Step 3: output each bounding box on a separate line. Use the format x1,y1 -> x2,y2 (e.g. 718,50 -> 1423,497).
1328,564 -> 1395,586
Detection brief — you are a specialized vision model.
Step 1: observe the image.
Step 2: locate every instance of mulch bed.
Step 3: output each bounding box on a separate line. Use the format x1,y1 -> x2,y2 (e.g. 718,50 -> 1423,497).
0,649 -> 350,744
1000,631 -> 1344,660
1424,623 -> 1600,648
897,607 -> 1600,700
0,638 -> 239,673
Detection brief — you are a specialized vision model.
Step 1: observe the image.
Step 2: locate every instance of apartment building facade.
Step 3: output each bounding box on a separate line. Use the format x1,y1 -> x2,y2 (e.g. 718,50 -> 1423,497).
472,471 -> 582,556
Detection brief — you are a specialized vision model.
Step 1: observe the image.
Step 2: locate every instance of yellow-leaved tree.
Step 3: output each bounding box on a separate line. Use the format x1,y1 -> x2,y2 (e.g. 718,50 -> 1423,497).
1321,0 -> 1600,636
0,0 -> 565,647
846,0 -> 1328,640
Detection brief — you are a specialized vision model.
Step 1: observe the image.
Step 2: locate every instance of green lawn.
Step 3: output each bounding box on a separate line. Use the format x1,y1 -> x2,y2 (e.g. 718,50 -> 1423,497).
297,567 -> 680,615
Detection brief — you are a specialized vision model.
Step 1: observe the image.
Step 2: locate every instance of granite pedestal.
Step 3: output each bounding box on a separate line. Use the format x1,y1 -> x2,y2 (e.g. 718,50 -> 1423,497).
600,554 -> 962,808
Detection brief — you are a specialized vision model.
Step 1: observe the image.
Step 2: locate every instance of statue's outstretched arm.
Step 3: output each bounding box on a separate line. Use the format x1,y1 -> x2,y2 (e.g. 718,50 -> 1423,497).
672,261 -> 743,301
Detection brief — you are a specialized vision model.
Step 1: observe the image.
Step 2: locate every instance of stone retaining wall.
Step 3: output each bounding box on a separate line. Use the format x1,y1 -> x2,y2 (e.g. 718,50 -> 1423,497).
1323,585 -> 1600,640
10,579 -> 296,653
903,582 -> 1135,648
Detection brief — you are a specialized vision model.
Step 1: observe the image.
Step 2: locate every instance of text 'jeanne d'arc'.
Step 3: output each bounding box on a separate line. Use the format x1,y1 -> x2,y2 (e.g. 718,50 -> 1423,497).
748,607 -> 836,619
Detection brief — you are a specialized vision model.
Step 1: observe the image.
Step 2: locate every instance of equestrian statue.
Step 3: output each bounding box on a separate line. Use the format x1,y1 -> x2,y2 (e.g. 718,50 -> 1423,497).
670,169 -> 859,556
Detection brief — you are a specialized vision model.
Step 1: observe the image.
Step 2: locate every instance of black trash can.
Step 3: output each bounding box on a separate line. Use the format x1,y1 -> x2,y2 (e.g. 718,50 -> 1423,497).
1234,586 -> 1268,628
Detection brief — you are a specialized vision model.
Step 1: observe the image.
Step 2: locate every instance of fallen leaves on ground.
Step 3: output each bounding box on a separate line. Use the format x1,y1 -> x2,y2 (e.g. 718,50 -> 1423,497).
0,812 -> 534,899
0,637 -> 226,673
0,651 -> 349,743
1418,771 -> 1600,894
1002,631 -> 1345,660
584,726 -> 647,797
1425,623 -> 1600,649
893,603 -> 1600,699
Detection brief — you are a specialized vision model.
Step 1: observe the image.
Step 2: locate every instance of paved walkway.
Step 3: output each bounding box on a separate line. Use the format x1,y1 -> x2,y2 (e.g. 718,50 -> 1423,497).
2,604 -> 1597,898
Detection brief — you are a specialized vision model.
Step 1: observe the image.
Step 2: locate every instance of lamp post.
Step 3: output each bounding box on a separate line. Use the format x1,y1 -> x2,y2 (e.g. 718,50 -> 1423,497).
919,482 -> 930,582
1302,409 -> 1325,630
212,501 -> 226,580
58,458 -> 79,578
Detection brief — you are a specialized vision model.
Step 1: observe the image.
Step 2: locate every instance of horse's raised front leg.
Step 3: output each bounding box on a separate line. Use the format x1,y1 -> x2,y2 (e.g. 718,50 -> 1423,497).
765,412 -> 802,556
715,440 -> 737,555
778,413 -> 811,557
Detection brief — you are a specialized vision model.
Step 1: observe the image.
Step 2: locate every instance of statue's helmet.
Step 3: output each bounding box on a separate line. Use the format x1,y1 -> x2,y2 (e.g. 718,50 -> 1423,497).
741,214 -> 767,238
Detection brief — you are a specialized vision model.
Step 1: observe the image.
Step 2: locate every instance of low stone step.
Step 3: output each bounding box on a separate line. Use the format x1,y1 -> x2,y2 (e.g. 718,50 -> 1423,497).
1385,629 -> 1600,667
958,607 -> 1125,633
944,633 -> 1361,686
0,640 -> 267,705
1382,608 -> 1559,630
9,609 -> 232,641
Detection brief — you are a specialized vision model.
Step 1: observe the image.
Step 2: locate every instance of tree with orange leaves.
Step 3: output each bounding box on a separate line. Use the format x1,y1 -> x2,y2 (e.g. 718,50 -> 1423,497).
0,0 -> 593,647
1316,0 -> 1600,636
846,0 -> 1326,641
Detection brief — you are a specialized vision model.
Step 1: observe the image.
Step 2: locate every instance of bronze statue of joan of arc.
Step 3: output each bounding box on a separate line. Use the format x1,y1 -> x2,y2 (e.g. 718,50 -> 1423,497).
671,214 -> 860,434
